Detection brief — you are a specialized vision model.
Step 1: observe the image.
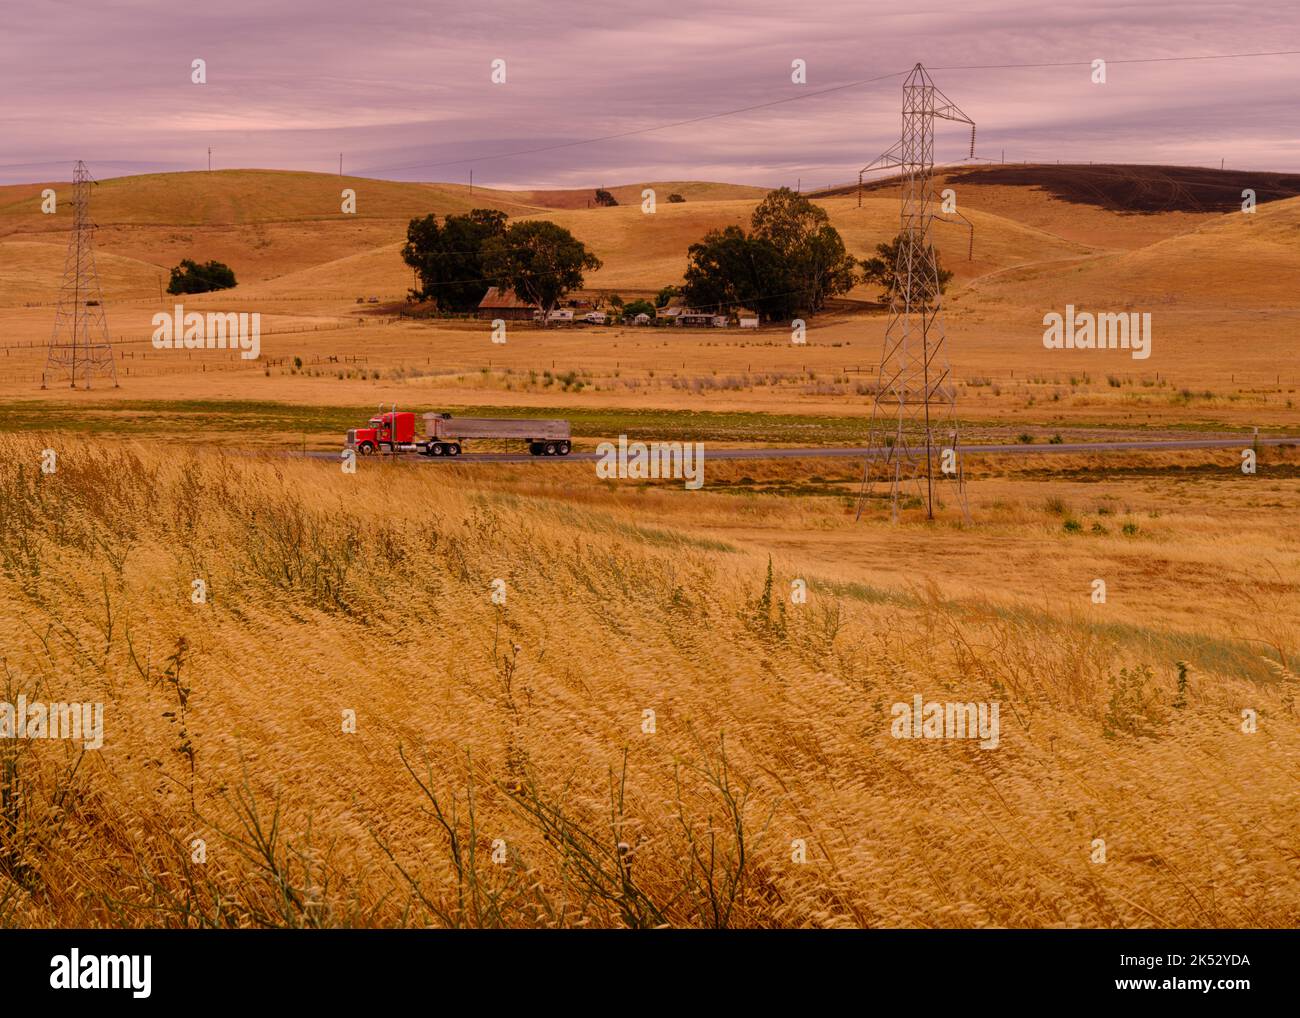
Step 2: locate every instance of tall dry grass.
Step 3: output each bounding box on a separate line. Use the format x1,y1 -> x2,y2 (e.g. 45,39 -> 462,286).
0,437 -> 1295,927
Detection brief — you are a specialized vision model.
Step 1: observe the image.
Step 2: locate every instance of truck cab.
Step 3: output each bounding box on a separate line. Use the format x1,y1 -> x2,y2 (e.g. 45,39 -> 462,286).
345,411 -> 417,454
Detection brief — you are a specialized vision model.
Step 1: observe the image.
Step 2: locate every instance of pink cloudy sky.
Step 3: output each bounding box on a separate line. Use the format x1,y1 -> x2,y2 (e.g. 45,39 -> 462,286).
1,0 -> 1297,187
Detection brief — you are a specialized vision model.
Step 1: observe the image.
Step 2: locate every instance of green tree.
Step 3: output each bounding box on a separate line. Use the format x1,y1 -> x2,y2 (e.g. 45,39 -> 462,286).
749,187 -> 857,313
167,259 -> 237,295
482,220 -> 602,326
681,226 -> 793,321
401,208 -> 508,311
667,193 -> 686,203
655,285 -> 680,308
594,188 -> 618,207
750,187 -> 827,253
622,299 -> 657,321
860,232 -> 954,306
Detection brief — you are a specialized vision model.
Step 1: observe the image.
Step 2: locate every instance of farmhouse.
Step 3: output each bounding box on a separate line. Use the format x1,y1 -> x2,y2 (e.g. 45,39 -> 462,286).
657,297 -> 685,322
476,287 -> 538,321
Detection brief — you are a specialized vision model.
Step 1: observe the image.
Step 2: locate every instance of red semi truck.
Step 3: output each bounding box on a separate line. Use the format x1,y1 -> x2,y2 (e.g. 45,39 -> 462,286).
345,409 -> 572,457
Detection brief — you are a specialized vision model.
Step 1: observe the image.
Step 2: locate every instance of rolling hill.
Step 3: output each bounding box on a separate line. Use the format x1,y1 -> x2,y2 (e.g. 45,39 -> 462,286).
966,194 -> 1300,311
3,164 -> 1298,322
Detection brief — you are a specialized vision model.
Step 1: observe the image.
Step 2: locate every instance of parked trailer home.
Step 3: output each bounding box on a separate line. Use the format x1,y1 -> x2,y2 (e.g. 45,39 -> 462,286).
345,409 -> 571,457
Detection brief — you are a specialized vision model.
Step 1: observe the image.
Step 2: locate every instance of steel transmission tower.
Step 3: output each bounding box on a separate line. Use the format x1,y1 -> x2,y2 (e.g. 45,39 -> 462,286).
42,161 -> 118,389
856,64 -> 973,522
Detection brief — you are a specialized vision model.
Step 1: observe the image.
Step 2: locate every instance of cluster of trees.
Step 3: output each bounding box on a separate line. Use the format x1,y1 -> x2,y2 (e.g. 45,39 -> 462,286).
401,210 -> 601,324
682,188 -> 856,321
167,259 -> 237,295
399,189 -> 953,329
681,187 -> 951,322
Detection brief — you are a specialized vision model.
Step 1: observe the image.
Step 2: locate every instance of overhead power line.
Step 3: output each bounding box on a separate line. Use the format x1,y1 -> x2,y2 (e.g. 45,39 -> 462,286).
927,49 -> 1300,71
359,70 -> 910,175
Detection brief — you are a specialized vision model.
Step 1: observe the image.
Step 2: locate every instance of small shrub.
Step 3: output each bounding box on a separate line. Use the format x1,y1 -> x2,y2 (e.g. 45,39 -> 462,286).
167,258 -> 237,294
1173,661 -> 1190,710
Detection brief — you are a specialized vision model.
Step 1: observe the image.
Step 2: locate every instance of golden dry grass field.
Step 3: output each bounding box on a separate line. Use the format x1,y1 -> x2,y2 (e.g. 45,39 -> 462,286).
0,166 -> 1296,927
0,440 -> 1296,927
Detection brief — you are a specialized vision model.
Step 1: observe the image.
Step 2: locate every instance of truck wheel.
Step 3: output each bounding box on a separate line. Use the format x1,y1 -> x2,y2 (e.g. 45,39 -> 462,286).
559,441 -> 571,455
447,443 -> 461,456
544,442 -> 557,456
358,442 -> 375,456
430,443 -> 444,456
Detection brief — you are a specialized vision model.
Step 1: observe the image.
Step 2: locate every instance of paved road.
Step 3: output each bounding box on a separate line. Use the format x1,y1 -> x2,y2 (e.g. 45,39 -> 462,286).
304,435 -> 1299,464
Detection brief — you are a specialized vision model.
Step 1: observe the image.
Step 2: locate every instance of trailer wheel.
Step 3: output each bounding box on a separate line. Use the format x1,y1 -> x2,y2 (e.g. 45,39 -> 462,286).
430,443 -> 444,456
529,442 -> 542,456
446,443 -> 461,456
559,441 -> 571,456
544,441 -> 557,456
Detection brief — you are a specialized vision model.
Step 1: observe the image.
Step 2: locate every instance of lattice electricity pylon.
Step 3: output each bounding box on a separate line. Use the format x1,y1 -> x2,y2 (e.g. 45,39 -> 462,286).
42,161 -> 118,389
856,64 -> 973,522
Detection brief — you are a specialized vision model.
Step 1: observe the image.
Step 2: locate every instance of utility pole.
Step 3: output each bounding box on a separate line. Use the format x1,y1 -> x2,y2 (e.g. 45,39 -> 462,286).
43,161 -> 118,389
339,153 -> 343,176
208,147 -> 212,172
856,64 -> 973,522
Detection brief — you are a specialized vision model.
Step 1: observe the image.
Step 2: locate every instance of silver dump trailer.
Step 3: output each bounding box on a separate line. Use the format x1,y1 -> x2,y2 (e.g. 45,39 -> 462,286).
422,413 -> 572,457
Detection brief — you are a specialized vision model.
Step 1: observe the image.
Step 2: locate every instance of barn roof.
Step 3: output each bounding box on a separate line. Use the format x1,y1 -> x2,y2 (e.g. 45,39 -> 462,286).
477,286 -> 537,310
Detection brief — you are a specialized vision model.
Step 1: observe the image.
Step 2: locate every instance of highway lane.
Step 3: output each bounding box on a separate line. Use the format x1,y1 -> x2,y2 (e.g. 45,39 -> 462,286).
303,435 -> 1300,464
